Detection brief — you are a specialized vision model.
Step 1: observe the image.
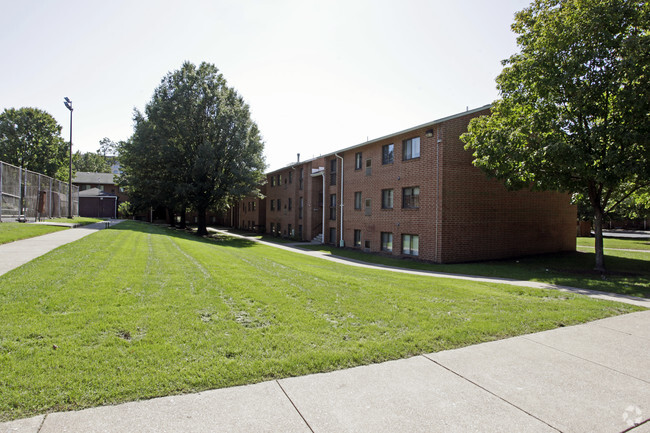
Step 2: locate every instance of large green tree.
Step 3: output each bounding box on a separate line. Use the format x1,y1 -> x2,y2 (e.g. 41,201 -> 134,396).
73,151 -> 111,173
461,0 -> 649,272
0,107 -> 69,179
120,62 -> 266,235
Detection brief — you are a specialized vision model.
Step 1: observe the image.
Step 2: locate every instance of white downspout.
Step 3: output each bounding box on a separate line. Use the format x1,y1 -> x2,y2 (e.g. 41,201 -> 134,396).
335,153 -> 344,247
320,171 -> 325,244
436,130 -> 440,262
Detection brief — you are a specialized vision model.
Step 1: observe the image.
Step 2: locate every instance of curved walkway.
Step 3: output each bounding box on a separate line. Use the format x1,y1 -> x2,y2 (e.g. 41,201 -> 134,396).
213,229 -> 650,308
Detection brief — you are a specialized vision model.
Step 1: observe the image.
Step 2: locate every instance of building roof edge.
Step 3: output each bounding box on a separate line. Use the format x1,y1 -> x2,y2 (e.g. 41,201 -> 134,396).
269,104 -> 492,174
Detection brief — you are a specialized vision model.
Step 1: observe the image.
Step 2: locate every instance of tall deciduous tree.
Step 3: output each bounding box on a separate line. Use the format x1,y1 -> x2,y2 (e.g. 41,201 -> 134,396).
461,0 -> 649,272
120,62 -> 266,235
0,107 -> 69,179
73,151 -> 111,173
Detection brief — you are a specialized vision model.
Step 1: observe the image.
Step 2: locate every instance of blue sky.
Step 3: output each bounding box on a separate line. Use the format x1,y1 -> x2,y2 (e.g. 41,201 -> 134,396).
1,0 -> 529,171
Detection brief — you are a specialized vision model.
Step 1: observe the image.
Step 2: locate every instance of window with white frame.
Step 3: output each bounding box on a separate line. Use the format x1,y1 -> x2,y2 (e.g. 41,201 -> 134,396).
402,234 -> 419,256
403,137 -> 420,160
402,186 -> 420,209
355,152 -> 362,170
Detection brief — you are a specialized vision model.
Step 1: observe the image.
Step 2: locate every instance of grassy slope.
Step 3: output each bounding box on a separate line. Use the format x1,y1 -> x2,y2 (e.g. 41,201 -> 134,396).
0,223 -> 67,245
302,238 -> 650,299
0,222 -> 642,421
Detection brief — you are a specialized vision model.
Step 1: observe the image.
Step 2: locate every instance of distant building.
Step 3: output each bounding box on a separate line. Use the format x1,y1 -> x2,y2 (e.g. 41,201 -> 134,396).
73,172 -> 127,202
78,188 -> 118,218
110,161 -> 122,175
73,172 -> 127,218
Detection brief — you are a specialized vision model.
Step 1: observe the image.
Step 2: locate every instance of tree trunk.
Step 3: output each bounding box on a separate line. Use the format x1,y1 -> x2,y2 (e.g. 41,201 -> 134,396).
197,208 -> 208,236
593,207 -> 606,272
167,208 -> 176,228
178,208 -> 186,229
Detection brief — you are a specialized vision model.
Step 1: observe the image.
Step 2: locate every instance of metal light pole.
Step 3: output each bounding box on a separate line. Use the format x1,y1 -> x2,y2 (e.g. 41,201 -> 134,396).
64,97 -> 73,218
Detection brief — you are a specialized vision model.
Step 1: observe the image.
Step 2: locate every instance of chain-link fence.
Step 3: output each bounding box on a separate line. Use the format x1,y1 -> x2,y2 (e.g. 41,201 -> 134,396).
0,160 -> 79,222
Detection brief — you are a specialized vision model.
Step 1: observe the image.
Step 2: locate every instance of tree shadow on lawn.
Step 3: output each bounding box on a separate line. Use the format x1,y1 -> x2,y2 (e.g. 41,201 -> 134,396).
110,221 -> 258,249
489,251 -> 650,298
306,244 -> 650,299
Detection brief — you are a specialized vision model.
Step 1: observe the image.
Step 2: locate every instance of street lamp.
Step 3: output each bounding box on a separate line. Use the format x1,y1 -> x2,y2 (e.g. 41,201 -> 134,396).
64,97 -> 73,218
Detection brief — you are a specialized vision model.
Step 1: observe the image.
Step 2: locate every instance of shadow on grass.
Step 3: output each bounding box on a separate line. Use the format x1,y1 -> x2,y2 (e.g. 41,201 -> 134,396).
301,245 -> 650,299
209,227 -> 304,245
110,221 -> 258,249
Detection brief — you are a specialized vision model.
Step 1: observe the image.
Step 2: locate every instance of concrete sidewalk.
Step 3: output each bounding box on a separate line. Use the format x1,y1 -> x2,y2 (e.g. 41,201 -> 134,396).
0,220 -> 121,276
2,310 -> 649,433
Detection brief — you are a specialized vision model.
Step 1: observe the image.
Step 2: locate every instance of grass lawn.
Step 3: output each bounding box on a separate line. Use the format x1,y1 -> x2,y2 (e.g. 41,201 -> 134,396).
0,221 -> 643,421
0,223 -> 68,245
46,217 -> 105,226
302,238 -> 650,299
576,236 -> 650,251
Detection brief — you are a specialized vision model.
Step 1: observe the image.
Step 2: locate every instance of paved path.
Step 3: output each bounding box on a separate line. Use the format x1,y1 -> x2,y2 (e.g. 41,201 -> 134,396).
213,229 -> 650,308
602,229 -> 650,239
2,310 -> 649,433
0,220 -> 120,276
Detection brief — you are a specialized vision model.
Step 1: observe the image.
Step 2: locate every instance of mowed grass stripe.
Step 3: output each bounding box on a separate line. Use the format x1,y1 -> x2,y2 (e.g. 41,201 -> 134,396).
0,221 -> 642,421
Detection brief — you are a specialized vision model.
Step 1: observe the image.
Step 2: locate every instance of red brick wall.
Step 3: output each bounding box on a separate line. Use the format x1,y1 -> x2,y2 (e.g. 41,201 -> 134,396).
437,110 -> 576,262
328,108 -> 575,263
246,106 -> 576,263
339,127 -> 438,259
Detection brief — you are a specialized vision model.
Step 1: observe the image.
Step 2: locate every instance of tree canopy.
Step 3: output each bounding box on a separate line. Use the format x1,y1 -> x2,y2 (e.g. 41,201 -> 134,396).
461,0 -> 649,271
120,61 -> 266,235
0,107 -> 69,180
73,151 -> 111,173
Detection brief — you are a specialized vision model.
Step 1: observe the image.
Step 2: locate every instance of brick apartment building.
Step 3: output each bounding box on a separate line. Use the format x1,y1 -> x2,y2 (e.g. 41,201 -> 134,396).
236,105 -> 576,263
232,185 -> 267,232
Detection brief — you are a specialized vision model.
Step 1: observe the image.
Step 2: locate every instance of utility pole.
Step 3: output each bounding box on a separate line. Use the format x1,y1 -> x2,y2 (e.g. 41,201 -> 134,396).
64,97 -> 73,218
